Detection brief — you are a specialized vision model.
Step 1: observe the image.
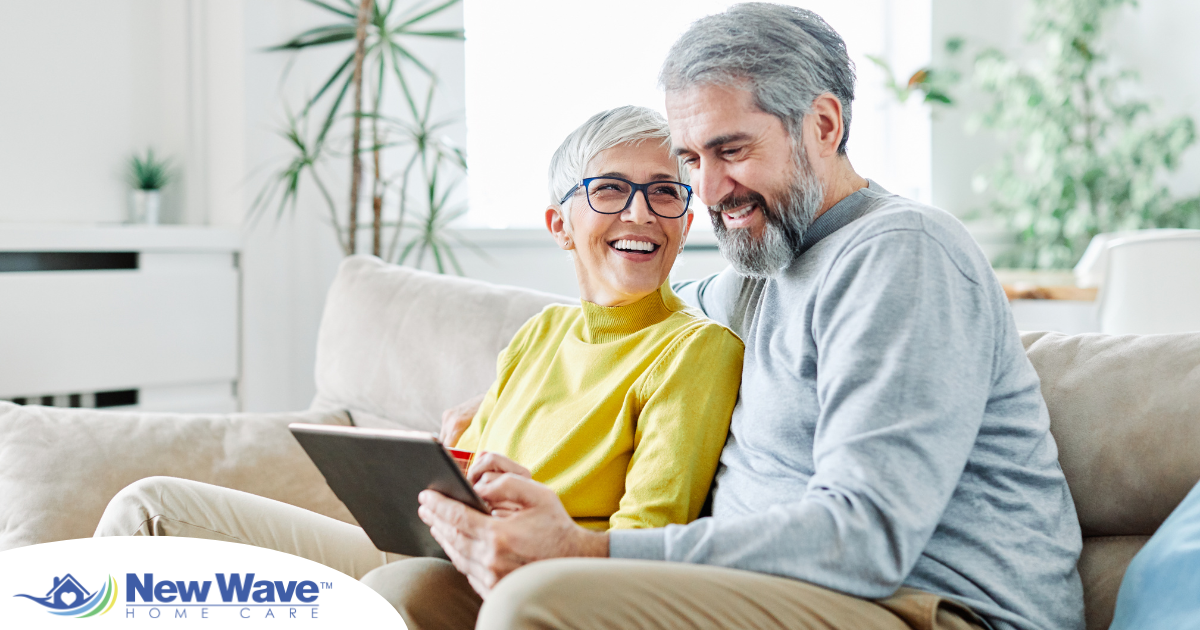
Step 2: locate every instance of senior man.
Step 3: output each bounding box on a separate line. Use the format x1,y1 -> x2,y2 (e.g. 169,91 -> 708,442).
377,4 -> 1084,630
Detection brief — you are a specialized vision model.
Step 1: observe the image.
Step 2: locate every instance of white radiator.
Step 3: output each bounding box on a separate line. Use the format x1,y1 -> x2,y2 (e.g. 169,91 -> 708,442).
0,226 -> 240,412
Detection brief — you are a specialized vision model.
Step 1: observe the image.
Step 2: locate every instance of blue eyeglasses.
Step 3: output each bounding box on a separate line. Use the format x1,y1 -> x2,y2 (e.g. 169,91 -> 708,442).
560,176 -> 693,219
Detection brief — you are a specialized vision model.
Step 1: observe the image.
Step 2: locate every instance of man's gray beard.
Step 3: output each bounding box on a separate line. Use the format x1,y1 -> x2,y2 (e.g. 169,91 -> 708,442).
711,151 -> 825,279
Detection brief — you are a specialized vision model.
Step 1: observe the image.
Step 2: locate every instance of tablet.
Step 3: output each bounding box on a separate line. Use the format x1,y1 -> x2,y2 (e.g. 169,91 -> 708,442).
288,423 -> 489,559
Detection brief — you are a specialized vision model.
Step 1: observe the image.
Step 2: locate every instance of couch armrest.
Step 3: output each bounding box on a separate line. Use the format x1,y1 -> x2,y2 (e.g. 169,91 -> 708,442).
0,401 -> 353,551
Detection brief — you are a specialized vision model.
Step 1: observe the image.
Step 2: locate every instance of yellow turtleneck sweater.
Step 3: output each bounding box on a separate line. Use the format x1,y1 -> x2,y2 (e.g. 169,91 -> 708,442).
454,282 -> 743,531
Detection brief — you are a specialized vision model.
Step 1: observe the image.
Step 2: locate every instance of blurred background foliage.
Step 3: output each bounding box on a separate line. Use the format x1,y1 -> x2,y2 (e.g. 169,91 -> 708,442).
875,0 -> 1199,269
973,0 -> 1199,269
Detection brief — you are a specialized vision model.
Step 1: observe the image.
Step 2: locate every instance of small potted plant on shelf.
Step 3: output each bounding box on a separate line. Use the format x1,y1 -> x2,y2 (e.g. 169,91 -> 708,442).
127,148 -> 172,225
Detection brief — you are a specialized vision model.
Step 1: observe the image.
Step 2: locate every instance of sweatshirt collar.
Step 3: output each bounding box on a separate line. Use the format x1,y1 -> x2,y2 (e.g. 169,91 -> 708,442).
796,179 -> 888,257
580,282 -> 677,344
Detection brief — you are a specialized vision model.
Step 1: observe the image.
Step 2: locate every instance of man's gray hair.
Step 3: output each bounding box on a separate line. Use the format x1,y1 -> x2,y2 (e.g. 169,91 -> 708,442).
547,105 -> 686,231
659,2 -> 855,154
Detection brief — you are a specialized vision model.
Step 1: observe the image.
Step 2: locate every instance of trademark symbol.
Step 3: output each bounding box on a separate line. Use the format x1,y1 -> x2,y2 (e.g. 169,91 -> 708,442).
319,582 -> 333,590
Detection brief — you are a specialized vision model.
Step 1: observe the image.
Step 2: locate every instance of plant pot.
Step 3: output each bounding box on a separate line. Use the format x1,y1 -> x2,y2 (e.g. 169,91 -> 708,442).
129,189 -> 162,225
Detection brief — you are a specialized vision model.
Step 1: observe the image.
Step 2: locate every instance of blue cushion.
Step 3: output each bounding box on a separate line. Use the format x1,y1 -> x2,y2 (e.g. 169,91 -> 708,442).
1109,479 -> 1200,630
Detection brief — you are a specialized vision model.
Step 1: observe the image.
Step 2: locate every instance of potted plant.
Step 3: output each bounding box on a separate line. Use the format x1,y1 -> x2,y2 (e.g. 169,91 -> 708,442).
127,148 -> 172,225
253,0 -> 474,273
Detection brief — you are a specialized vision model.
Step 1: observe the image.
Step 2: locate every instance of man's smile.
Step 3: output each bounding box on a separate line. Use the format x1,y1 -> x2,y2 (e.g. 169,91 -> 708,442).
719,202 -> 761,229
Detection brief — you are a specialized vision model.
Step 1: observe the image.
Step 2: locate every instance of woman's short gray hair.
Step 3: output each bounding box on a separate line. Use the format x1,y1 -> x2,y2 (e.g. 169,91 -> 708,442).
659,2 -> 855,154
547,105 -> 685,230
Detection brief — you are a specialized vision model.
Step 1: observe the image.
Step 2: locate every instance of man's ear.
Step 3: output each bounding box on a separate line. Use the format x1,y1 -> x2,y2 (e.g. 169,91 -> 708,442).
545,206 -> 573,250
806,93 -> 845,158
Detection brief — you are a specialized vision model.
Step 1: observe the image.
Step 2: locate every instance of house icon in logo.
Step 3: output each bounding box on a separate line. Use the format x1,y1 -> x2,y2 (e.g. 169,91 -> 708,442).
17,574 -> 91,609
14,573 -> 118,617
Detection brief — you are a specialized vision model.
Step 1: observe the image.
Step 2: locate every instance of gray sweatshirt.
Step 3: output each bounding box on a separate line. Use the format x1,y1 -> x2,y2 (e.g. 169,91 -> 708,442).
609,182 -> 1084,630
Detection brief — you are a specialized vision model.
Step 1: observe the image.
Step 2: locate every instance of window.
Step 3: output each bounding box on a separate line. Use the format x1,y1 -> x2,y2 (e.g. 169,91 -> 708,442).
463,0 -> 931,228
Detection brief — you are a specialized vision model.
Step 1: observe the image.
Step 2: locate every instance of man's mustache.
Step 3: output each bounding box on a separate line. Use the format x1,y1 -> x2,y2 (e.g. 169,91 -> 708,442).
708,192 -> 771,219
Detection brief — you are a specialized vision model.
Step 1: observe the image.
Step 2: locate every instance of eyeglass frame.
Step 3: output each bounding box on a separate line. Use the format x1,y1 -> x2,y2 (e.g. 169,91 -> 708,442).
559,176 -> 694,219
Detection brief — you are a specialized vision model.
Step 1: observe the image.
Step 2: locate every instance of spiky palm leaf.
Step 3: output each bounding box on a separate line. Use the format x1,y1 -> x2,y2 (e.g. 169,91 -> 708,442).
266,0 -> 462,153
397,160 -> 481,274
250,110 -> 349,254
258,0 -> 466,266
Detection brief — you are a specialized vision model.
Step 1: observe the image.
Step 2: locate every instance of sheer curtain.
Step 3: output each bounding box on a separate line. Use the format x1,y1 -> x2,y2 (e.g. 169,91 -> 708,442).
463,0 -> 931,228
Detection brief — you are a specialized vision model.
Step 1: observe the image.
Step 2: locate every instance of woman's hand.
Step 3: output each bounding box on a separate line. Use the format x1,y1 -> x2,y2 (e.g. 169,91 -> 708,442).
439,392 -> 485,446
467,452 -> 532,516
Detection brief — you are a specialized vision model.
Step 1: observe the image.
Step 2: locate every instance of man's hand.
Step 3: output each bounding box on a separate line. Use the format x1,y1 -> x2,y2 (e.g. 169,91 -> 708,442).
417,474 -> 608,597
467,451 -> 531,485
439,392 -> 485,446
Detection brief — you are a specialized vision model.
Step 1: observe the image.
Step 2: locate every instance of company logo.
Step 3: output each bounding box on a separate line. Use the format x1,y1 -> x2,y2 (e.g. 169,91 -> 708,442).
0,537 -> 404,626
13,573 -> 118,617
123,573 -> 324,620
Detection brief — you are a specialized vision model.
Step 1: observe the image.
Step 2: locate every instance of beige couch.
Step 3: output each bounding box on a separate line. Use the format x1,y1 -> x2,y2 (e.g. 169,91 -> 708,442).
2,255 -> 1197,630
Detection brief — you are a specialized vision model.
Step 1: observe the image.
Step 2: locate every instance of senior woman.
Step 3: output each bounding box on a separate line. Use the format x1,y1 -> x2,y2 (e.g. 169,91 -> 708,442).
94,106 -> 742,626
447,105 -> 743,531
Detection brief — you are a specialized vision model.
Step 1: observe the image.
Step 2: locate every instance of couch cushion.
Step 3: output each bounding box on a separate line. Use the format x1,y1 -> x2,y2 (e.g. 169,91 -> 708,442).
1022,331 -> 1200,537
311,256 -> 573,433
1108,480 -> 1200,630
0,402 -> 353,551
1078,535 -> 1148,630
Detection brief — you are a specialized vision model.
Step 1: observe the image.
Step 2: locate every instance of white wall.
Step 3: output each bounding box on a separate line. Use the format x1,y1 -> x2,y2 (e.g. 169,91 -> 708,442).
0,0 -> 246,227
1109,0 -> 1200,198
931,0 -> 1200,259
238,0 -> 354,413
1,2 -> 177,223
240,0 -> 467,411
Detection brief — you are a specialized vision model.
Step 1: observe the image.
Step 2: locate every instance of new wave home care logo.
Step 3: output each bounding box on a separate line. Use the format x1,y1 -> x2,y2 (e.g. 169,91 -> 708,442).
14,570 -> 323,622
122,572 -> 322,620
14,573 -> 118,617
0,537 -> 405,627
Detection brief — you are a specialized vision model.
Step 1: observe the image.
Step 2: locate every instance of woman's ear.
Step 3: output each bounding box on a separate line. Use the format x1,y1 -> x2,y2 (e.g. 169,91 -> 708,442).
545,205 -> 573,250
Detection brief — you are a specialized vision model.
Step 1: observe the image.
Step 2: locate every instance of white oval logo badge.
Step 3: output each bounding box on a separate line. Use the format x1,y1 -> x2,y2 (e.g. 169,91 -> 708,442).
0,537 -> 406,627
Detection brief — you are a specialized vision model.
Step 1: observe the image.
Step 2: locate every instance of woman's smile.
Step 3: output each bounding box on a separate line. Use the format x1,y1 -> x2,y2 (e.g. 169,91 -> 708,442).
549,141 -> 694,307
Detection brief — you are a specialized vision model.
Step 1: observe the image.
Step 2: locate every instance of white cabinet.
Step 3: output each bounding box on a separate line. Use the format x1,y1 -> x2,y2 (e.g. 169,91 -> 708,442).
0,226 -> 240,412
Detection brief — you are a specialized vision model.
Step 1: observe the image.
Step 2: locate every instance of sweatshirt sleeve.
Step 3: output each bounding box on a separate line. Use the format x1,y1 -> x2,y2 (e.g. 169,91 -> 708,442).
611,227 -> 997,599
672,266 -> 742,326
607,324 -> 744,530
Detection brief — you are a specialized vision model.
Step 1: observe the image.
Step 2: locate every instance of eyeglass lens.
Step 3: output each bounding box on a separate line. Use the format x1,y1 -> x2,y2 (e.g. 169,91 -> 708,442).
585,178 -> 689,218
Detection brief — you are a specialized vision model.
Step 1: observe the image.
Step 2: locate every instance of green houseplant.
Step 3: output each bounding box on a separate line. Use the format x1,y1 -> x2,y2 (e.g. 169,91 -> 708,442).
965,0 -> 1199,269
254,0 -> 472,273
126,148 -> 173,225
872,0 -> 1200,269
867,40 -> 963,108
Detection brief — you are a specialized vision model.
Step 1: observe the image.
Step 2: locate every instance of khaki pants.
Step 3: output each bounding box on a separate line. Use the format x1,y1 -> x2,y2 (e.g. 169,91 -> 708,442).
93,476 -> 401,579
95,477 -> 986,630
366,558 -> 986,630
